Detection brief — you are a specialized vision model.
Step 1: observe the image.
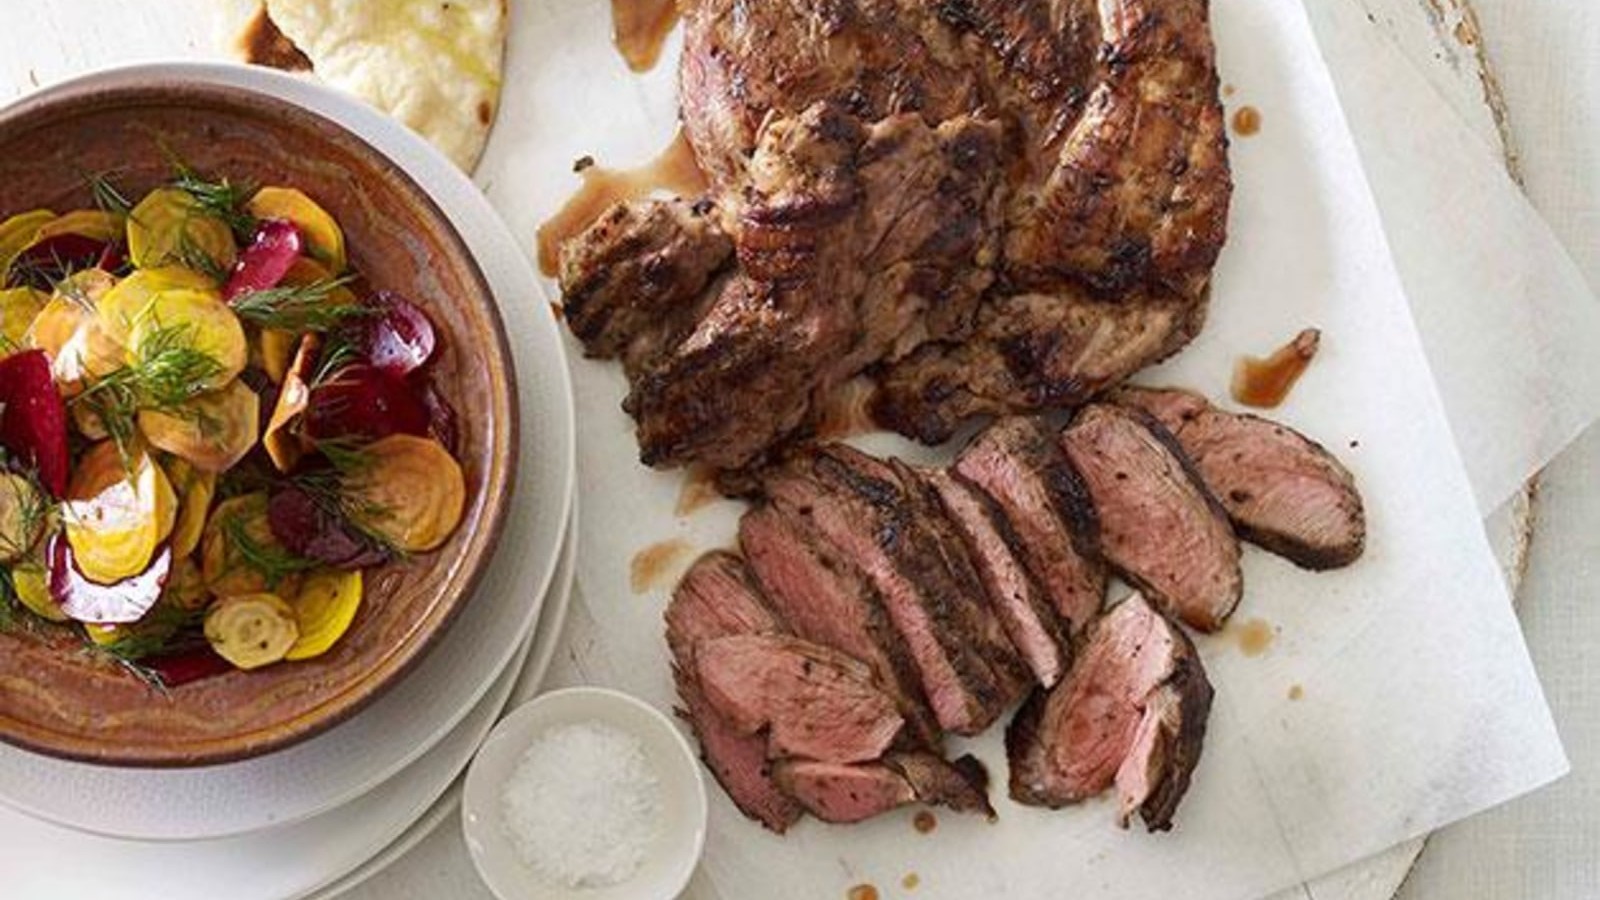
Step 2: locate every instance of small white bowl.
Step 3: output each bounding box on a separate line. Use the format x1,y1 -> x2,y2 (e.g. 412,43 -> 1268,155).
462,687 -> 708,900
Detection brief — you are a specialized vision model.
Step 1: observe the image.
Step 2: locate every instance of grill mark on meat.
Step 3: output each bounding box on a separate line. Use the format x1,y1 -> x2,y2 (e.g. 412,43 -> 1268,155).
1059,404 -> 1242,632
762,454 -> 1013,735
923,468 -> 1070,688
696,633 -> 906,763
953,418 -> 1106,635
1006,593 -> 1212,830
1113,386 -> 1367,569
740,504 -> 943,746
774,751 -> 994,824
666,552 -> 802,832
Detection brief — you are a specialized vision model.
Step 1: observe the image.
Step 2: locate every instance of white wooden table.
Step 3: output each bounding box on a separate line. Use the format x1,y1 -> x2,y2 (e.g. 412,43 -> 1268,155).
3,2 -> 1595,898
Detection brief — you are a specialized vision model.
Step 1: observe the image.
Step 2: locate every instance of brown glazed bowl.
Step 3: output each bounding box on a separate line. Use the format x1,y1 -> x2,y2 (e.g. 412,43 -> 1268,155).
0,75 -> 518,766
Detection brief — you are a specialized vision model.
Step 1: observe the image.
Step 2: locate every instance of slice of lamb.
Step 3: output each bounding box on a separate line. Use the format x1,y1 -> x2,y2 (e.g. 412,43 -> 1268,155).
953,417 -> 1107,635
1059,404 -> 1242,632
1007,593 -> 1212,831
740,504 -> 941,746
665,552 -> 801,832
923,468 -> 1070,688
1112,386 -> 1366,570
696,633 -> 905,764
558,198 -> 732,374
774,752 -> 994,824
762,454 -> 1012,735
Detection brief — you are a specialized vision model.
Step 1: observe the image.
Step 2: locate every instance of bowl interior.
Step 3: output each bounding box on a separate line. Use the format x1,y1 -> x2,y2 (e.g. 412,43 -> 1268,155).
0,75 -> 517,766
462,688 -> 708,900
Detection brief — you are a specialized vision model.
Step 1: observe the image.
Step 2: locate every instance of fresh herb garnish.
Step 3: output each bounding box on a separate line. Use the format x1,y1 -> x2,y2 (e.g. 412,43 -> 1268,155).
72,321 -> 226,459
85,170 -> 135,219
221,509 -> 318,589
174,227 -> 230,282
91,602 -> 205,663
0,469 -> 56,562
170,166 -> 259,241
231,277 -> 368,332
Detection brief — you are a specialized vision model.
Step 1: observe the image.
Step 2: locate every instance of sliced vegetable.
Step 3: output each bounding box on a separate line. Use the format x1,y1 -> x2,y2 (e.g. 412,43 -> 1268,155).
304,364 -> 430,443
138,378 -> 260,472
127,287 -> 248,389
223,218 -> 303,301
344,434 -> 465,553
362,292 -> 436,376
46,533 -> 172,624
0,349 -> 70,496
0,286 -> 47,352
202,492 -> 306,597
33,210 -> 123,244
259,328 -> 297,384
0,209 -> 56,277
166,555 -> 209,611
267,485 -> 387,569
246,187 -> 345,273
62,442 -> 178,583
0,472 -> 46,563
126,187 -> 238,276
6,233 -> 109,290
263,335 -> 320,472
163,459 -> 216,558
204,593 -> 298,670
285,568 -> 362,660
29,269 -> 122,390
421,382 -> 459,454
11,563 -> 66,622
145,647 -> 232,686
97,267 -> 216,345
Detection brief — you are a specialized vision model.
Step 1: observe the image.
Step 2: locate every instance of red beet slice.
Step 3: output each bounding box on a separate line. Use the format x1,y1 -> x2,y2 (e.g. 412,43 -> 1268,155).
422,382 -> 459,454
145,648 -> 233,687
224,219 -> 304,301
0,350 -> 70,496
5,233 -> 109,289
95,241 -> 127,273
267,485 -> 386,569
304,364 -> 430,442
47,535 -> 172,624
362,291 -> 437,376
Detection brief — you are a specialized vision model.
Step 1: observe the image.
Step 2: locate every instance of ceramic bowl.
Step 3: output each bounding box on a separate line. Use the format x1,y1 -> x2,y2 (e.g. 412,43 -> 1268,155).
462,688 -> 708,900
0,73 -> 518,766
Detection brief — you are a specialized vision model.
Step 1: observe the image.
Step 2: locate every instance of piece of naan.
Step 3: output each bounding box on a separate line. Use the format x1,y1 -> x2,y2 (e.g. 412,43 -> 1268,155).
244,0 -> 507,172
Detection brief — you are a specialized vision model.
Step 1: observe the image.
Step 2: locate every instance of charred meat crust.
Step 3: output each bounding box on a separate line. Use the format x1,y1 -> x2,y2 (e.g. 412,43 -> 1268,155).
773,751 -> 995,824
1134,648 -> 1213,832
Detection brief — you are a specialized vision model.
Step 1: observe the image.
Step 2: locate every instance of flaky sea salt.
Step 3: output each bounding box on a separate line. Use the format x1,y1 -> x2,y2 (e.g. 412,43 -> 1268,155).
500,720 -> 662,889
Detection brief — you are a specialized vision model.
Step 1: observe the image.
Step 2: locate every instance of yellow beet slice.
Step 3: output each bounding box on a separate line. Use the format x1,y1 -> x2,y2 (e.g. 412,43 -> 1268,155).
33,209 -> 123,244
97,267 -> 215,346
285,569 -> 362,661
263,334 -> 318,472
260,328 -> 297,383
166,556 -> 210,611
202,492 -> 304,597
0,287 -> 47,353
127,187 -> 238,277
11,564 -> 65,622
28,270 -> 123,391
163,458 -> 217,558
205,593 -> 299,670
0,209 -> 55,276
247,188 -> 345,273
0,473 -> 46,564
139,378 -> 260,473
127,287 -> 247,389
345,435 -> 465,553
63,442 -> 179,584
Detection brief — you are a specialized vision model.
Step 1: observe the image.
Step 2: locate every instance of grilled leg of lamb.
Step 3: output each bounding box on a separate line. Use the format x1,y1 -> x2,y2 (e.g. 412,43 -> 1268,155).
1059,404 -> 1242,632
775,752 -> 995,824
1007,593 -> 1213,831
1113,386 -> 1367,569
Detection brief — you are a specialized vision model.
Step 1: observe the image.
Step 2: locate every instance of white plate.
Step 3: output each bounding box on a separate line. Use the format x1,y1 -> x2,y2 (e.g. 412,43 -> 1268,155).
0,62 -> 576,843
2,505 -> 576,900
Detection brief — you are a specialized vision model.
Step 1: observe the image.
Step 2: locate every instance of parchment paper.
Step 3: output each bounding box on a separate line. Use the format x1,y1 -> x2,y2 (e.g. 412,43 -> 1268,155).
472,1 -> 1573,897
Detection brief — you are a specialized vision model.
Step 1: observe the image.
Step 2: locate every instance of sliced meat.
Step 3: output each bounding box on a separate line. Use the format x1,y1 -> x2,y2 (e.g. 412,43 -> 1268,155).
1113,386 -> 1366,569
739,504 -> 941,746
558,198 -> 733,375
952,417 -> 1107,634
872,286 -> 1205,444
774,752 -> 994,824
762,450 -> 1013,735
1006,593 -> 1212,831
696,634 -> 905,764
1059,404 -> 1241,632
665,552 -> 800,832
923,468 -> 1070,688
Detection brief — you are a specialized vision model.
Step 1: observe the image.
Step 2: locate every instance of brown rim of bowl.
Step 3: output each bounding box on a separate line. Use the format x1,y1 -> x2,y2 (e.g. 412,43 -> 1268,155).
0,74 -> 520,767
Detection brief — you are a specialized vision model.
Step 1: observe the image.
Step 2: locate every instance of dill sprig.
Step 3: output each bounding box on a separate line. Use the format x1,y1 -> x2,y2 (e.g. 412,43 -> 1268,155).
175,228 -> 229,282
92,602 -> 205,663
85,170 -> 135,219
309,332 -> 362,389
0,469 -> 56,561
72,322 -> 226,458
222,510 -> 318,588
7,245 -> 87,293
231,277 -> 368,332
170,166 -> 259,241
290,442 -> 406,561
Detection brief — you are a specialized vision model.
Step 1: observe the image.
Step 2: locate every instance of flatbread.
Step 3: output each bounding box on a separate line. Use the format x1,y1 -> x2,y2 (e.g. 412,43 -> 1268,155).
251,0 -> 507,172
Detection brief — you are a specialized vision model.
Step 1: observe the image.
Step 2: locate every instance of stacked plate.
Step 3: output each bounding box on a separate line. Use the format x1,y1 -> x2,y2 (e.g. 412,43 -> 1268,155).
0,64 -> 577,900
